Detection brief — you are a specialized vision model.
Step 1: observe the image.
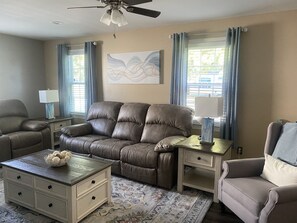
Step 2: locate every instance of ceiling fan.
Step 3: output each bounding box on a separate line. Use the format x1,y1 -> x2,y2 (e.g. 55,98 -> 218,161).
68,0 -> 161,27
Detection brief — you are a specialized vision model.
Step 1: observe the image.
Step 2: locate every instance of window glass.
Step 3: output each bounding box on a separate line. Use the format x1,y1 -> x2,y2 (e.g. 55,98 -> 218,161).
68,50 -> 85,114
187,36 -> 226,111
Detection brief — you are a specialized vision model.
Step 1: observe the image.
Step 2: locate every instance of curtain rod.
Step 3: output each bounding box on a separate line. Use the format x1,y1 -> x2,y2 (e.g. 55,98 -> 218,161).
65,42 -> 98,47
169,27 -> 248,39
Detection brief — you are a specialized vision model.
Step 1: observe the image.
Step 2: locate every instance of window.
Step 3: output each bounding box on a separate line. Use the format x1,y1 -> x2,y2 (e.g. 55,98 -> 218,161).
186,36 -> 226,111
68,49 -> 86,114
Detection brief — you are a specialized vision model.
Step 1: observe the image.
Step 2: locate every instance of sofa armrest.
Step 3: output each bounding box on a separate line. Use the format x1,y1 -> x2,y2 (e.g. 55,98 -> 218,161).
259,184 -> 297,223
61,123 -> 92,137
21,120 -> 49,131
154,136 -> 186,152
0,129 -> 2,136
221,157 -> 265,179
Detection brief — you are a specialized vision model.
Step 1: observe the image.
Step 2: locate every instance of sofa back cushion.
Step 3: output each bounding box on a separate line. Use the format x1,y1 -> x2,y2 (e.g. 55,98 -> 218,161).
140,104 -> 193,144
87,101 -> 123,137
112,103 -> 150,142
0,99 -> 28,134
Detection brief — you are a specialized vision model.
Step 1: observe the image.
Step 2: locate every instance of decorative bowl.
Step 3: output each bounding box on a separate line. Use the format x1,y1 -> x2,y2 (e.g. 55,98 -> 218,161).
44,150 -> 72,167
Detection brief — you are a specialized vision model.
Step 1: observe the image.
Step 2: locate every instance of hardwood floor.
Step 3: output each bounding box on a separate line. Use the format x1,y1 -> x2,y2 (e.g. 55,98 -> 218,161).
203,202 -> 243,223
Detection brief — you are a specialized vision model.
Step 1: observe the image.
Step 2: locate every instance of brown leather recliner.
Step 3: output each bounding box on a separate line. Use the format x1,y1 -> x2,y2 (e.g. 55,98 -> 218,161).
60,101 -> 193,189
0,99 -> 51,162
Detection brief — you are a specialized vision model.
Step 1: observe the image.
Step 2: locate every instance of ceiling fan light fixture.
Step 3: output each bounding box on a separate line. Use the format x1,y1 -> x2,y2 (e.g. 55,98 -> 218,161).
117,12 -> 128,27
111,9 -> 122,25
100,9 -> 112,26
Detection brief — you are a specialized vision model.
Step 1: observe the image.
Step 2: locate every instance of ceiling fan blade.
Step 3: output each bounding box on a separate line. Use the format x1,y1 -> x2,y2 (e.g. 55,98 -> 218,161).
67,6 -> 106,9
126,6 -> 161,18
122,0 -> 152,5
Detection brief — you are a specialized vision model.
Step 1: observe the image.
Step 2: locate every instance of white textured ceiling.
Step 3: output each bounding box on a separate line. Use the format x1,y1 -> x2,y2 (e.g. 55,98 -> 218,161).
0,0 -> 297,40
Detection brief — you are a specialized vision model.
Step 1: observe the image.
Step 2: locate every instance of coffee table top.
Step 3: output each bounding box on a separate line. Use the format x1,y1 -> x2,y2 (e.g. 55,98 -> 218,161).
1,149 -> 112,186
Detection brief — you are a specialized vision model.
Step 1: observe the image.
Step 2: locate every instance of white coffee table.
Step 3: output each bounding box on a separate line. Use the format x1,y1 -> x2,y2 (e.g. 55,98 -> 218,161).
1,150 -> 112,223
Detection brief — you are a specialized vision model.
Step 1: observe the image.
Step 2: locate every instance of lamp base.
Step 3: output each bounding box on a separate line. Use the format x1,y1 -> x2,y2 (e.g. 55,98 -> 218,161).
200,117 -> 214,145
45,103 -> 55,119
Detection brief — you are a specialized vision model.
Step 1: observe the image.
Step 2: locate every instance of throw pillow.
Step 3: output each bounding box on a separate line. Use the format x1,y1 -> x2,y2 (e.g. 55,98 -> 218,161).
272,123 -> 297,166
261,154 -> 297,186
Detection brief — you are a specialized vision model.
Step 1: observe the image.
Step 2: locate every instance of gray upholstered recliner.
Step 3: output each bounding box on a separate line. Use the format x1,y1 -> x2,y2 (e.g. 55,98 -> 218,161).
0,99 -> 51,162
218,122 -> 297,223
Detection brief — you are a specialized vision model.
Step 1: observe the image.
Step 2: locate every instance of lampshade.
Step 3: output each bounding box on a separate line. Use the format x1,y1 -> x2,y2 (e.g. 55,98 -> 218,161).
39,90 -> 59,103
195,97 -> 223,117
100,10 -> 112,26
100,9 -> 128,27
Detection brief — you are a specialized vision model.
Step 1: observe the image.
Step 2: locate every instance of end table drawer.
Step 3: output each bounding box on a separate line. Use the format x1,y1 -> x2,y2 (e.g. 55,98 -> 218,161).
77,170 -> 107,197
184,150 -> 214,168
36,191 -> 67,221
35,177 -> 67,198
7,182 -> 34,207
54,121 -> 68,131
6,168 -> 33,187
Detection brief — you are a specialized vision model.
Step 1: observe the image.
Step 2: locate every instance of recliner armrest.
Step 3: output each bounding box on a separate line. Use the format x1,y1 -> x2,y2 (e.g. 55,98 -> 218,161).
221,157 -> 265,179
21,120 -> 49,131
61,123 -> 92,137
269,184 -> 297,204
260,184 -> 297,223
154,136 -> 186,152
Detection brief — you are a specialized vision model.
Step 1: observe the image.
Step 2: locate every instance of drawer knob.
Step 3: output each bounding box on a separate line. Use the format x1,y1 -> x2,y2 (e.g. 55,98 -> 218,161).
18,192 -> 22,196
197,157 -> 201,160
48,203 -> 53,208
17,175 -> 21,180
91,180 -> 96,184
48,185 -> 52,189
92,196 -> 96,200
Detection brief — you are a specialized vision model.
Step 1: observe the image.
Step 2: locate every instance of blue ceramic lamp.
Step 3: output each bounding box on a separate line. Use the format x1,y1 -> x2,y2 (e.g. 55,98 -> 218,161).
39,90 -> 59,119
195,96 -> 223,145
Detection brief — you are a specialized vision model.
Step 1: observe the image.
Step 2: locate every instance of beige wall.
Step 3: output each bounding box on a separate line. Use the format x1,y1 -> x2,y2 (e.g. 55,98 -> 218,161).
44,9 -> 297,158
0,33 -> 46,118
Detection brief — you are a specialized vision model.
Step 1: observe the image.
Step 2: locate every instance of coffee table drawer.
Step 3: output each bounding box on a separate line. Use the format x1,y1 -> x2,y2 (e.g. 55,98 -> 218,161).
36,191 -> 67,221
7,182 -> 34,207
77,170 -> 107,197
77,182 -> 108,220
35,177 -> 67,198
5,168 -> 33,187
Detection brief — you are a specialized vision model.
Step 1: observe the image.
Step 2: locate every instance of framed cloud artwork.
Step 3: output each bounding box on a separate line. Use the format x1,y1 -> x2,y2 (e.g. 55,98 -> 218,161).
107,50 -> 161,84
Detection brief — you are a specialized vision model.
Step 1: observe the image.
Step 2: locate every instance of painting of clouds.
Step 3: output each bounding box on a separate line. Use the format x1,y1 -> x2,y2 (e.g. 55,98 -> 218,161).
107,50 -> 160,84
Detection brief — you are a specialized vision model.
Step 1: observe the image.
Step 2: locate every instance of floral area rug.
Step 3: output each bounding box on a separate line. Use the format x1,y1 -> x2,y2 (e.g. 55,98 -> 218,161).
0,170 -> 212,223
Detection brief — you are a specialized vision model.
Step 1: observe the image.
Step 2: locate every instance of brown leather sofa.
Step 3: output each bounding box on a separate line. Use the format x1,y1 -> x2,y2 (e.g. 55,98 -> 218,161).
0,99 -> 51,162
60,101 -> 193,189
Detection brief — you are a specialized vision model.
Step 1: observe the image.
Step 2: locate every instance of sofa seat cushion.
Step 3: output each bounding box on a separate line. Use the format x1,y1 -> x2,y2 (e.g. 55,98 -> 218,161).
90,138 -> 135,160
121,162 -> 157,185
121,143 -> 158,168
62,134 -> 108,154
7,131 -> 42,149
222,177 -> 275,216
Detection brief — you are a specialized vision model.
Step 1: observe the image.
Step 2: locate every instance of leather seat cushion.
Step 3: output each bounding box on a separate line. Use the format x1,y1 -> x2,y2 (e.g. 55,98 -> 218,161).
121,162 -> 157,185
120,143 -> 158,168
222,177 -> 276,216
63,135 -> 108,154
7,131 -> 42,149
90,138 -> 135,160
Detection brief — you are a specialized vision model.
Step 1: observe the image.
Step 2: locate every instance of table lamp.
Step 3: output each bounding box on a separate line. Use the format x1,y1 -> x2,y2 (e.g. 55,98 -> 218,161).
195,96 -> 223,145
39,90 -> 59,119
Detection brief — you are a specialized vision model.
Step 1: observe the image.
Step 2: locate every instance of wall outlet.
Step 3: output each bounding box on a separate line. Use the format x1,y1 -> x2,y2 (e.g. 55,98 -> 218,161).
237,146 -> 243,155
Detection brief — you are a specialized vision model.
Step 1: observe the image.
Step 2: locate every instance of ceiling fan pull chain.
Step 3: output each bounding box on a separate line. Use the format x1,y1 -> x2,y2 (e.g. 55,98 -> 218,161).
113,24 -> 117,39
